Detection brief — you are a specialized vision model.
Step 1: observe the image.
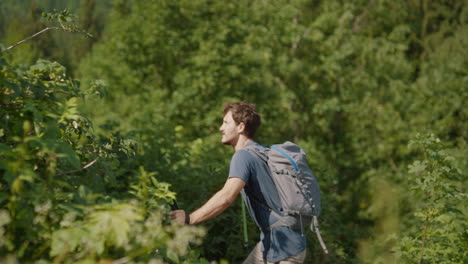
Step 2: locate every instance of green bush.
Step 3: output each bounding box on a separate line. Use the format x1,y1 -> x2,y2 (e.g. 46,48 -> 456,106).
0,58 -> 207,263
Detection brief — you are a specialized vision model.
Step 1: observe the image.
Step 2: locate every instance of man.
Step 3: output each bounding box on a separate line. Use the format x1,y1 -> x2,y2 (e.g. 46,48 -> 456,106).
170,102 -> 307,263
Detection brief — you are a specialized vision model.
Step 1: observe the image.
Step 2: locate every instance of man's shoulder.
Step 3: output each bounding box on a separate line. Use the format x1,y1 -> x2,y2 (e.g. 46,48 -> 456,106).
228,147 -> 257,180
236,142 -> 264,156
243,141 -> 268,151
232,148 -> 254,161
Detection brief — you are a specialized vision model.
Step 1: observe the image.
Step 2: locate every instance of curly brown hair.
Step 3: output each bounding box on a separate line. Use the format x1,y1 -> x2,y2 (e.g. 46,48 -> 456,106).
222,102 -> 261,138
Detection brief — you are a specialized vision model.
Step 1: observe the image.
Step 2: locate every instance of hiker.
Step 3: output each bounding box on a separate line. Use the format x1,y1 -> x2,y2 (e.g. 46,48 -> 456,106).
170,102 -> 308,263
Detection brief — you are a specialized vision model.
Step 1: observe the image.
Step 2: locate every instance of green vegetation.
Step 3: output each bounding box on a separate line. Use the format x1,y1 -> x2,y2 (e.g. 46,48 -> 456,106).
1,0 -> 466,263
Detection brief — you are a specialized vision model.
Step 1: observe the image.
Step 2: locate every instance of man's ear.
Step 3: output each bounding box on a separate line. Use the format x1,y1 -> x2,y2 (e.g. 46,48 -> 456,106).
237,122 -> 246,133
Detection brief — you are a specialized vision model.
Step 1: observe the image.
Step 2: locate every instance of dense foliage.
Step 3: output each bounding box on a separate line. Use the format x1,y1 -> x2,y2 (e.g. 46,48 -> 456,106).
1,0 -> 467,263
0,58 -> 207,263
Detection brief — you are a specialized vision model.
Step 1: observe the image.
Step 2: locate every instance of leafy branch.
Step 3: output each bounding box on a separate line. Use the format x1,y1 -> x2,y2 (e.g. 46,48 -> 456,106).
2,9 -> 93,53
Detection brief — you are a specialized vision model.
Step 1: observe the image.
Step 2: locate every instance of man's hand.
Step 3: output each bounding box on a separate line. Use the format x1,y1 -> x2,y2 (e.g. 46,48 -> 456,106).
170,209 -> 188,225
169,178 -> 245,226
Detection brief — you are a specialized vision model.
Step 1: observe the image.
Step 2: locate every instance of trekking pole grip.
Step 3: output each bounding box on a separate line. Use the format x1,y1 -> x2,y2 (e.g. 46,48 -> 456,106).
170,200 -> 179,211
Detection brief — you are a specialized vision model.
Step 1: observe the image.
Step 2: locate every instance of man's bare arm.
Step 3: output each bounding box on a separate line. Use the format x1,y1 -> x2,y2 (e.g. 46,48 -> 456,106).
189,177 -> 245,224
171,177 -> 245,225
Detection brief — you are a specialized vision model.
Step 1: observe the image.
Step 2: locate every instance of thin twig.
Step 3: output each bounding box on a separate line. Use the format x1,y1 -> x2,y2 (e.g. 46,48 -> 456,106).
57,157 -> 99,176
3,27 -> 62,52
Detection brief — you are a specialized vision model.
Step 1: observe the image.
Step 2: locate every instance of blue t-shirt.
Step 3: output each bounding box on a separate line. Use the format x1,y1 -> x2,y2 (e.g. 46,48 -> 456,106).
228,141 -> 306,262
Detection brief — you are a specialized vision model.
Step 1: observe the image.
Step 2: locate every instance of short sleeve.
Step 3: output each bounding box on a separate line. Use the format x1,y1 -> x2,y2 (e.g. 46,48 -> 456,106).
228,149 -> 253,182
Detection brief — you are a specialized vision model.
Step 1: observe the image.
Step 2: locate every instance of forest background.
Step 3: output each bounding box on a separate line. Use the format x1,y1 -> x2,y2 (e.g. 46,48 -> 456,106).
0,0 -> 466,263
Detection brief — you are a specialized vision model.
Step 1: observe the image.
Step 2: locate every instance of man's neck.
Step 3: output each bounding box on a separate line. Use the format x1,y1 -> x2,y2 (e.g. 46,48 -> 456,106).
233,136 -> 253,152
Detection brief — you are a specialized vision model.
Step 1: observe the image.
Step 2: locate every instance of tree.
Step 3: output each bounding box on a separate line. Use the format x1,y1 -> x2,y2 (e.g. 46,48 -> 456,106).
73,0 -> 467,262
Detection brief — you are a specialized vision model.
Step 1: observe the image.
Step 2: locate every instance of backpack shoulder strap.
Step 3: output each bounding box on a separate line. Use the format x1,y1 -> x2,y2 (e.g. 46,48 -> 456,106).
243,144 -> 268,162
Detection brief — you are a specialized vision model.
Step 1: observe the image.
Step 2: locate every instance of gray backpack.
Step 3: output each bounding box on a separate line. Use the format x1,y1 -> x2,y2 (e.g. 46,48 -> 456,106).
245,141 -> 328,254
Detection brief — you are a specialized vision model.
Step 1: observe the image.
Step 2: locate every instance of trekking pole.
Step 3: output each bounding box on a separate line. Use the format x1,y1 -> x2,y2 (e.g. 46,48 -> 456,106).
241,200 -> 249,252
170,199 -> 179,211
